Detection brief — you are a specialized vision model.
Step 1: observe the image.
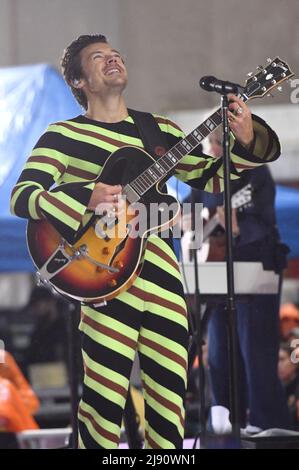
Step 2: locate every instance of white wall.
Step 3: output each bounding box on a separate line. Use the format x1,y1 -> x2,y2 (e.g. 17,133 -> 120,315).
0,0 -> 298,113
0,0 -> 120,67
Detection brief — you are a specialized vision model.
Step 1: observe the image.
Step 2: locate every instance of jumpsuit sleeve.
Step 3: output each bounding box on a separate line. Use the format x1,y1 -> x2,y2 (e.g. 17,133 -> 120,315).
10,123 -> 96,244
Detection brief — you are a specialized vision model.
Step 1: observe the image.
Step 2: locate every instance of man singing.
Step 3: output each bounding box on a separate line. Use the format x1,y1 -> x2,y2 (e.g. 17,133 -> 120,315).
11,34 -> 281,448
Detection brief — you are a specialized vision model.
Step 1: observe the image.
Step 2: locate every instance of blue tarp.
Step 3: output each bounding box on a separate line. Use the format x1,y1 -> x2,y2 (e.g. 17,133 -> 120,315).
0,64 -> 81,272
0,64 -> 298,272
275,185 -> 299,259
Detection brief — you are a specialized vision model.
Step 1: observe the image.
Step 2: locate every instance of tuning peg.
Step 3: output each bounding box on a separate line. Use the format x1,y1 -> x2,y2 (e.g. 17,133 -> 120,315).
247,72 -> 253,77
267,57 -> 273,63
256,65 -> 264,71
277,86 -> 283,92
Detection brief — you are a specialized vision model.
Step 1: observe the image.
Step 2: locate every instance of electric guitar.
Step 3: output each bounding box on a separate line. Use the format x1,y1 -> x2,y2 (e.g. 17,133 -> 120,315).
27,58 -> 294,303
180,183 -> 252,264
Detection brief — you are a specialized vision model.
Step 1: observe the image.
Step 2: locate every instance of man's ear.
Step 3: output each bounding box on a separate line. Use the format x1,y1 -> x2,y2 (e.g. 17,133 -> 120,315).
72,78 -> 84,88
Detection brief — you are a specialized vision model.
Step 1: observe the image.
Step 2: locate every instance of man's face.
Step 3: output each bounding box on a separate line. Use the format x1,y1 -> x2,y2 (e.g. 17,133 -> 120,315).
78,42 -> 128,97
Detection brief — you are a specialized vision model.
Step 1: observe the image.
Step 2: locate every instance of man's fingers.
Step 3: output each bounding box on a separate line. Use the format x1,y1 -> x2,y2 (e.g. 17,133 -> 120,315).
95,198 -> 126,215
228,110 -> 241,122
94,182 -> 122,193
88,183 -> 123,211
227,94 -> 250,115
104,194 -> 118,203
105,184 -> 122,194
227,93 -> 243,105
103,194 -> 126,203
229,102 -> 243,113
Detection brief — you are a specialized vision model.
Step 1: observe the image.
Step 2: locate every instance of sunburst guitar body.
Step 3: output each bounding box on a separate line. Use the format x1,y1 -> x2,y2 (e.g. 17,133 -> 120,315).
27,146 -> 180,303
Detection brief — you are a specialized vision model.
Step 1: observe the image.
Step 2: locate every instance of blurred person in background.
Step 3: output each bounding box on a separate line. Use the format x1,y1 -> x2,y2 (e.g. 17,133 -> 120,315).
280,303 -> 299,340
278,343 -> 299,430
25,286 -> 68,367
0,351 -> 39,432
204,130 -> 291,433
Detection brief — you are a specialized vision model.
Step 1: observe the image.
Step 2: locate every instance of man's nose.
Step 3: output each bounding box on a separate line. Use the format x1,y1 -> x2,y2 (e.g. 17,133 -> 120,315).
106,55 -> 117,64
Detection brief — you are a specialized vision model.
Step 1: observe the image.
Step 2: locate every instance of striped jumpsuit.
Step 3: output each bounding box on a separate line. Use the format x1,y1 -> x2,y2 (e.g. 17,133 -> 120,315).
10,111 -> 280,448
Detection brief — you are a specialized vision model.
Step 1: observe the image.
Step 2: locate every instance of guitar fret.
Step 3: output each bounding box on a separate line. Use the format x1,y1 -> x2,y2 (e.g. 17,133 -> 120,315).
172,147 -> 183,159
167,152 -> 179,164
160,159 -> 171,171
201,124 -> 210,136
143,171 -> 154,184
148,170 -> 160,185
150,164 -> 162,179
187,134 -> 199,147
134,177 -> 143,192
163,153 -> 177,168
161,160 -> 173,172
182,135 -> 195,149
162,155 -> 173,166
130,180 -> 142,194
134,177 -> 148,193
210,113 -> 221,126
176,142 -> 187,156
154,161 -> 166,176
146,167 -> 159,182
213,111 -> 222,125
131,178 -> 144,192
205,118 -> 217,132
192,129 -> 204,141
139,173 -> 152,188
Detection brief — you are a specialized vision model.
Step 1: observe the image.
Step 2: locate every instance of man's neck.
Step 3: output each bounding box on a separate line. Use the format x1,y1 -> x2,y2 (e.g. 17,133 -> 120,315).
85,94 -> 128,123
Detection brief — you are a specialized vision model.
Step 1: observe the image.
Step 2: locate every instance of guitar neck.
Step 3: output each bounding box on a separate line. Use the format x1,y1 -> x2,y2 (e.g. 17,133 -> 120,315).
128,94 -> 249,198
202,213 -> 220,241
128,108 -> 223,197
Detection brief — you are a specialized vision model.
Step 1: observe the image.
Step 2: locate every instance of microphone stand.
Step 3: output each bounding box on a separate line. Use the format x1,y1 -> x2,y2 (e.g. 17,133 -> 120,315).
189,188 -> 207,449
221,94 -> 241,441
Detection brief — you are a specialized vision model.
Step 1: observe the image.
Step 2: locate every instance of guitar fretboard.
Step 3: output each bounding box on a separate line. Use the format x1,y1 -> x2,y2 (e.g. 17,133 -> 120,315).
129,109 -> 223,196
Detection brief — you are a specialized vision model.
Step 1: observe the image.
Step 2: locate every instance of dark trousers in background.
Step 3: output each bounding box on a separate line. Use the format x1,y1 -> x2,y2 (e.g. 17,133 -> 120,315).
207,293 -> 291,429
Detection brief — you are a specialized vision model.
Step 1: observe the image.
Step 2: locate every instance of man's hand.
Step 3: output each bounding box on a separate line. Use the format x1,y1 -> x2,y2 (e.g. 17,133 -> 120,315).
88,183 -> 123,215
227,94 -> 254,148
216,206 -> 240,237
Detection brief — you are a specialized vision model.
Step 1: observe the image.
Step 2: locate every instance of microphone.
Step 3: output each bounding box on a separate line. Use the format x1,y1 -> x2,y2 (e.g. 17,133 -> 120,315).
199,76 -> 242,94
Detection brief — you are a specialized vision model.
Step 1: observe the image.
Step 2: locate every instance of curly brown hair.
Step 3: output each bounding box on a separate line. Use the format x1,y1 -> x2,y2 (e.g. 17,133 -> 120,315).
61,34 -> 108,110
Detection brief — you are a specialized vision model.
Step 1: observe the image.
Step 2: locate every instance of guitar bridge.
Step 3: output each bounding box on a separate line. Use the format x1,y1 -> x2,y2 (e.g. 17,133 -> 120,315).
37,240 -> 79,282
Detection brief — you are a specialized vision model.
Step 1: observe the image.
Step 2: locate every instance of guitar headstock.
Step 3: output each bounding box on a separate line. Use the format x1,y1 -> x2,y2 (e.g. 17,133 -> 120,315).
244,57 -> 294,100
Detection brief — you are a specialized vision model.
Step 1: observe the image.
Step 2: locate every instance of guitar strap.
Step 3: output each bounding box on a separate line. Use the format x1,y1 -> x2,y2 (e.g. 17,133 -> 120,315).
128,109 -> 173,232
128,108 -> 170,160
